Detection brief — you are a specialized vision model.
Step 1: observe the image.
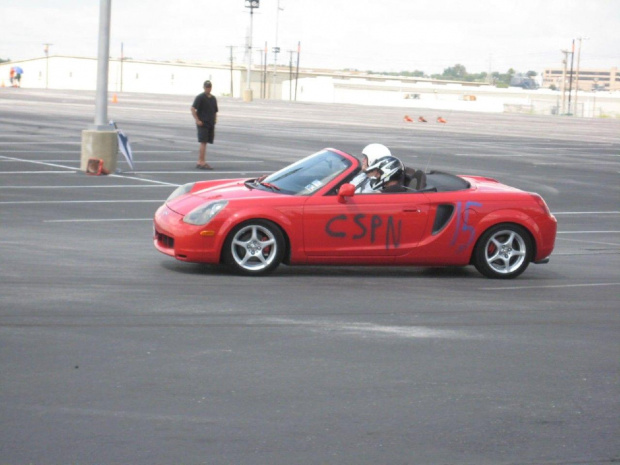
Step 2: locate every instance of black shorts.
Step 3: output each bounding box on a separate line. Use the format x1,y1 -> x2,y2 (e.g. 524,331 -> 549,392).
197,125 -> 215,144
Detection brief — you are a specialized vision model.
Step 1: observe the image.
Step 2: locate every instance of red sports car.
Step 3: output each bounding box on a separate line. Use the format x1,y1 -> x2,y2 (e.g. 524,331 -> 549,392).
153,148 -> 557,278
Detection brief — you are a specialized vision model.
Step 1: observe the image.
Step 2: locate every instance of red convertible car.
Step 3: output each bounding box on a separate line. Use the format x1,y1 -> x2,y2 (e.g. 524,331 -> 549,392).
153,148 -> 557,278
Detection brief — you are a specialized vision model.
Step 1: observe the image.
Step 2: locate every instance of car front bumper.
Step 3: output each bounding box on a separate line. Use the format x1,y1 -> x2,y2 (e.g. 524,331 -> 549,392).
153,205 -> 220,263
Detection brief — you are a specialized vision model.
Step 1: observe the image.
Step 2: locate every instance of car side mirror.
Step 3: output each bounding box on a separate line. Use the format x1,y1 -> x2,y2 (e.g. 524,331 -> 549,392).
338,183 -> 355,202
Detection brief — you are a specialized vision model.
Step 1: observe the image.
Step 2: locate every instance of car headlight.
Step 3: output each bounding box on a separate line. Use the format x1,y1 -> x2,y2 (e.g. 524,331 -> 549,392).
183,201 -> 228,225
167,183 -> 195,202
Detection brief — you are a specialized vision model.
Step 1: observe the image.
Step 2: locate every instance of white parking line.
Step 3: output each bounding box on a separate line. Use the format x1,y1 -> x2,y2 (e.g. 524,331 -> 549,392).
133,171 -> 269,175
557,231 -> 620,234
0,171 -> 77,174
43,218 -> 153,223
0,155 -> 175,187
554,211 -> 620,215
479,282 -> 620,291
2,200 -> 162,205
0,185 -> 174,189
534,161 -> 620,166
0,141 -> 81,145
263,318 -> 477,340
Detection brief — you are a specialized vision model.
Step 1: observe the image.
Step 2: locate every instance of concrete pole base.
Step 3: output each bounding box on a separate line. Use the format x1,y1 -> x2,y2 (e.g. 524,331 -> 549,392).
81,130 -> 118,173
243,89 -> 254,102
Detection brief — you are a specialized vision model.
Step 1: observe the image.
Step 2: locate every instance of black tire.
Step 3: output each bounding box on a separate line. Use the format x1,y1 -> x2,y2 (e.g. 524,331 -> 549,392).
473,223 -> 533,279
222,220 -> 285,276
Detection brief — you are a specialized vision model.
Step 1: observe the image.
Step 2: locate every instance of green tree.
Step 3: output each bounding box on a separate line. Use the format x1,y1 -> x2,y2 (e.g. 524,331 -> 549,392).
442,64 -> 467,80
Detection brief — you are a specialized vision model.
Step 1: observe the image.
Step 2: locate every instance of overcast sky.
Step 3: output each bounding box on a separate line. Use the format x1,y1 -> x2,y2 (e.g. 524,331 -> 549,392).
2,0 -> 618,75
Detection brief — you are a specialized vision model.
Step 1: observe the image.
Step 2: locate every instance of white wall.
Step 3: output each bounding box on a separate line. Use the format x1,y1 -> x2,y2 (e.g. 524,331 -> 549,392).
285,76 -> 620,117
0,56 -> 243,97
3,56 -> 619,117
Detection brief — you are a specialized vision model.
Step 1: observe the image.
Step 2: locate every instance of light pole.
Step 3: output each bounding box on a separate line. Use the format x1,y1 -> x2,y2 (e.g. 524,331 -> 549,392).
43,43 -> 53,89
271,0 -> 284,99
244,0 -> 259,102
560,49 -> 570,114
567,39 -> 575,115
574,37 -> 589,116
80,0 -> 118,174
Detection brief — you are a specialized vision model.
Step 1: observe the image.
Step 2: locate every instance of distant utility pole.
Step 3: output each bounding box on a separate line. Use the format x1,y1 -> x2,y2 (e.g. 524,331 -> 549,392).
560,49 -> 570,114
256,45 -> 265,99
263,42 -> 268,98
294,41 -> 301,101
567,39 -> 575,115
244,0 -> 259,102
271,0 -> 284,98
120,42 -> 124,92
43,43 -> 53,89
288,49 -> 294,100
227,45 -> 235,97
574,37 -> 588,117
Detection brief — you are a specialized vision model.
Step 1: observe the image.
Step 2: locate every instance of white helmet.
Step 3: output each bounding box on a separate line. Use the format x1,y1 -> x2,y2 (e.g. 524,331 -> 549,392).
361,144 -> 391,168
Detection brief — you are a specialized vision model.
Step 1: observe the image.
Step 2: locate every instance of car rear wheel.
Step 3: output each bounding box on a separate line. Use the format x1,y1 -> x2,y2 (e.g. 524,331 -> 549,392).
223,220 -> 285,276
473,224 -> 532,279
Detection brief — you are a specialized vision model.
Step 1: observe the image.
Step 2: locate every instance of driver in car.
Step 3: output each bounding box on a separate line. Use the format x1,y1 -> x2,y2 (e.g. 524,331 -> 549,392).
366,156 -> 408,193
352,143 -> 392,193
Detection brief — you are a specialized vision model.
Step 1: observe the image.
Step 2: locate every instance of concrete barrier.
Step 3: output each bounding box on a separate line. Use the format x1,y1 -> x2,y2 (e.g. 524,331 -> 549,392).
80,130 -> 118,173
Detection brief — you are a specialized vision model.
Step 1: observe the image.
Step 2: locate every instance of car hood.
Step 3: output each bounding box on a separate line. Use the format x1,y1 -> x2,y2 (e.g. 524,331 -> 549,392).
165,179 -> 283,215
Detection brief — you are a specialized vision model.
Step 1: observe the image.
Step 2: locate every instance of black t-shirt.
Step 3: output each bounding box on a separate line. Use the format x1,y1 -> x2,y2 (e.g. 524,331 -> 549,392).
192,93 -> 218,126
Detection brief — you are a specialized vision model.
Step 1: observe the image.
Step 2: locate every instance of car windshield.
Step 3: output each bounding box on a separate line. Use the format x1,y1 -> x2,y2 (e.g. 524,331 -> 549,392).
258,149 -> 352,195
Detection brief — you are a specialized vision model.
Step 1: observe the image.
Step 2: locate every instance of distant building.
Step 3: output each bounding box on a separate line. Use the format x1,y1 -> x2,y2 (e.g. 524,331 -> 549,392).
542,67 -> 619,91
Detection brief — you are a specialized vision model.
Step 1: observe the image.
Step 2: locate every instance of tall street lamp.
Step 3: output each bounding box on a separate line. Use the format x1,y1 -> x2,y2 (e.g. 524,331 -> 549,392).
244,0 -> 259,102
43,43 -> 53,89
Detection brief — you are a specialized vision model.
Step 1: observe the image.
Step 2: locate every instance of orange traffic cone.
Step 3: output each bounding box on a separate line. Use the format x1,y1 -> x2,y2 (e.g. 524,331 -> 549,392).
112,94 -> 118,104
404,115 -> 413,122
418,116 -> 427,122
437,116 -> 447,123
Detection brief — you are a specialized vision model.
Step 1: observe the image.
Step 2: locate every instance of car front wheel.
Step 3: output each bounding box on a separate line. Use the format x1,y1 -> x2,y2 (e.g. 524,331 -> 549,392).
223,220 -> 285,276
473,224 -> 533,279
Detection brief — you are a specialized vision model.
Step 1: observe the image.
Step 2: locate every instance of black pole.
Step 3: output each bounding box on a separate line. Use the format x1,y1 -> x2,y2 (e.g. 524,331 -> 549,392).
567,39 -> 575,115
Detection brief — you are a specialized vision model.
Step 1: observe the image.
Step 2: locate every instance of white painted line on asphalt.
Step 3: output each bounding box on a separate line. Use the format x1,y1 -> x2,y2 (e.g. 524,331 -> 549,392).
0,151 -> 81,154
0,159 -> 261,164
554,211 -> 620,215
0,171 -> 77,174
558,231 -> 620,234
454,153 -> 526,157
479,282 -> 620,291
264,318 -> 476,340
0,141 -> 82,145
133,171 -> 269,174
0,155 -> 79,171
557,237 -> 620,247
43,218 -> 153,223
2,200 -> 162,205
534,161 -> 620,166
0,155 -> 177,187
0,185 -> 173,189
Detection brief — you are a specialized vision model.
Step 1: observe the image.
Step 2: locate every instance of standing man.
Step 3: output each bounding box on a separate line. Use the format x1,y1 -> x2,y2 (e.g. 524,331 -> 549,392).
191,80 -> 218,170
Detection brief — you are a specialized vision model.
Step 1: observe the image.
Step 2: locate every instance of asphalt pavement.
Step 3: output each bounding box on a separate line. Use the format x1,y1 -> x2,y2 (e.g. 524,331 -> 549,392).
1,88 -> 619,465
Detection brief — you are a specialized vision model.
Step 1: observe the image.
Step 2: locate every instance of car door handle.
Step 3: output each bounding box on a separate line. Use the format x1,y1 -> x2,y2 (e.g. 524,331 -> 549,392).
403,208 -> 421,213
